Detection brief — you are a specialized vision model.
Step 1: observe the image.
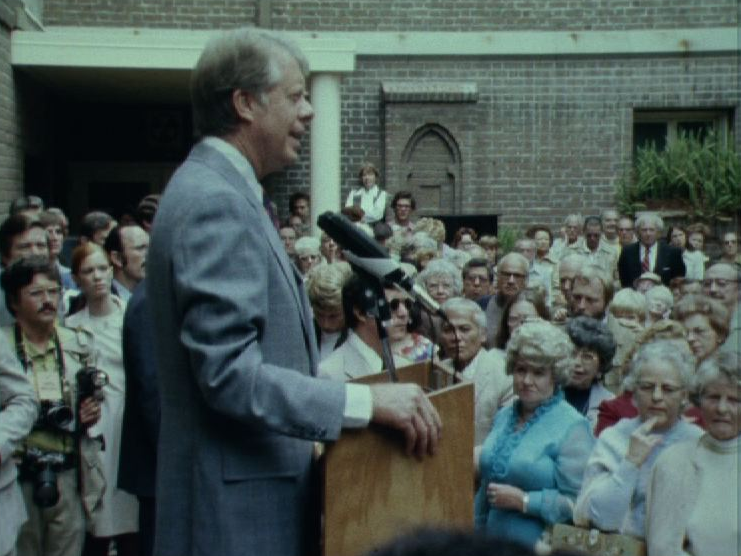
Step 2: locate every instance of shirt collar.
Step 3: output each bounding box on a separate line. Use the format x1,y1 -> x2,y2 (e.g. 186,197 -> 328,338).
346,330 -> 384,373
21,329 -> 57,358
202,136 -> 262,201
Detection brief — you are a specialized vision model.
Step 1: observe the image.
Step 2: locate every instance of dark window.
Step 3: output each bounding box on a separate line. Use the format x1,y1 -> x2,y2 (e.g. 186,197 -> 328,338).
634,122 -> 667,152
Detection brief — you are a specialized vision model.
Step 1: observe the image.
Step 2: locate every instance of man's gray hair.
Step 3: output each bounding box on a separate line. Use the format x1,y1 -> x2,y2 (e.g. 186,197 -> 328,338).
635,212 -> 665,233
564,213 -> 584,227
441,297 -> 487,331
191,28 -> 309,137
295,235 -> 321,257
496,252 -> 529,274
623,338 -> 695,391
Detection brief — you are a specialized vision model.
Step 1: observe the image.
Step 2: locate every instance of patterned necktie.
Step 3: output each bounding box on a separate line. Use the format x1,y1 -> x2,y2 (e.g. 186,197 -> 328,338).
262,192 -> 280,232
641,246 -> 651,273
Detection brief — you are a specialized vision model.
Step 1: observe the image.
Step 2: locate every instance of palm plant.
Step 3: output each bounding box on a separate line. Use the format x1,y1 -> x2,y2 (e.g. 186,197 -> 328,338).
616,130 -> 741,220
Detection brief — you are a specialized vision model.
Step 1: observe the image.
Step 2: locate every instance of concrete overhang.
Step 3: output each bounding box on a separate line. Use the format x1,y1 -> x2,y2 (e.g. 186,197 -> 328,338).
11,26 -> 739,104
11,27 -> 357,103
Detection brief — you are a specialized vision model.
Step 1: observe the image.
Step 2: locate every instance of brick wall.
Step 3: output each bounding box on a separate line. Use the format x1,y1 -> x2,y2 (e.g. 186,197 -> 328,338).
0,23 -> 23,214
35,0 -> 741,232
341,54 -> 740,231
44,0 -> 257,29
45,0 -> 735,31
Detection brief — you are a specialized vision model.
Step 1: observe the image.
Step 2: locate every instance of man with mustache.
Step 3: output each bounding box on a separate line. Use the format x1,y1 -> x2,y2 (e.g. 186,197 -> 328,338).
1,256 -> 102,556
104,225 -> 149,303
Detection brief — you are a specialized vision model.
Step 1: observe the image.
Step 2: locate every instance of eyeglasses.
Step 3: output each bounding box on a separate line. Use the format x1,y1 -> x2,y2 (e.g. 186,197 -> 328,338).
500,271 -> 527,281
25,286 -> 62,299
388,298 -> 413,312
636,381 -> 684,396
702,278 -> 738,289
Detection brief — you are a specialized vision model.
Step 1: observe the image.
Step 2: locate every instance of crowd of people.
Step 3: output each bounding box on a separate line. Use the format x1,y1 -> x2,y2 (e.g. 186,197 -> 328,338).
282,178 -> 739,555
0,26 -> 739,556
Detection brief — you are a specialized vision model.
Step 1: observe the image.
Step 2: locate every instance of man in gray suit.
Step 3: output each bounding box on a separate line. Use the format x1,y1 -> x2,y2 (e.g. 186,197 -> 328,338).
147,28 -> 441,556
0,334 -> 38,556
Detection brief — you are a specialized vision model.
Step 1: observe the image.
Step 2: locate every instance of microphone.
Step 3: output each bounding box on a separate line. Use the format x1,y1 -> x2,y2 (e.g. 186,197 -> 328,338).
317,211 -> 447,320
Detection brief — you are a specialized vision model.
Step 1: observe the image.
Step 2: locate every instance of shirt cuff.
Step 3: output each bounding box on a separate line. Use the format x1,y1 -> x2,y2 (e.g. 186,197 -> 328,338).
342,384 -> 373,428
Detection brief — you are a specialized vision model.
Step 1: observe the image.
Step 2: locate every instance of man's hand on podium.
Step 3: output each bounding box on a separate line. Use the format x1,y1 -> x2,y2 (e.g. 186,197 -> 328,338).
369,384 -> 442,459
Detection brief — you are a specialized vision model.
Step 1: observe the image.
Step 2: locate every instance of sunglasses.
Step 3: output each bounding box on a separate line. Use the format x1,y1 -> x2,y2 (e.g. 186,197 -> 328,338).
388,298 -> 413,312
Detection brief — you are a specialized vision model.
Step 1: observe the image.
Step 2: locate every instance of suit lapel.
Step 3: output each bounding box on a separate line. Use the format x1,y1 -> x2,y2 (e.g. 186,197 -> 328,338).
190,143 -> 315,352
654,243 -> 666,274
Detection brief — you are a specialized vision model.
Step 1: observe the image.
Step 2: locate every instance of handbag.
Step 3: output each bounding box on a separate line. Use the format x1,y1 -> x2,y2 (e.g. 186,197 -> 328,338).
549,523 -> 646,556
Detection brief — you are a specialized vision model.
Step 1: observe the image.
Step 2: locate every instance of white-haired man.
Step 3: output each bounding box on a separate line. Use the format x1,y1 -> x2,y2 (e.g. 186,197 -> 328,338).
617,212 -> 685,288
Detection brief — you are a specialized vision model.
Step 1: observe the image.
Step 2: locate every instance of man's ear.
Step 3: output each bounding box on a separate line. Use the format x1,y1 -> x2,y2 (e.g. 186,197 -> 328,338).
352,306 -> 368,324
109,250 -> 124,270
232,89 -> 259,123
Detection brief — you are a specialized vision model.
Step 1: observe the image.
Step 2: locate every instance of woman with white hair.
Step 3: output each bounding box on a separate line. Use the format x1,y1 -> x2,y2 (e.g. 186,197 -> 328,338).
439,298 -> 512,445
574,339 -> 703,543
417,259 -> 463,341
475,320 -> 593,549
294,235 -> 322,276
646,350 -> 740,556
418,258 -> 462,306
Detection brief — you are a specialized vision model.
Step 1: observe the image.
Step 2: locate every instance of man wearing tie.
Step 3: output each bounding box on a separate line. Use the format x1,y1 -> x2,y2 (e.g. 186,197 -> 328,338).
617,212 -> 685,288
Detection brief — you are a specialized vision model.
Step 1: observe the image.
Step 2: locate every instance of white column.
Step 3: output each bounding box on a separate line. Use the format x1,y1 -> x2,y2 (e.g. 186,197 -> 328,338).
310,73 -> 342,235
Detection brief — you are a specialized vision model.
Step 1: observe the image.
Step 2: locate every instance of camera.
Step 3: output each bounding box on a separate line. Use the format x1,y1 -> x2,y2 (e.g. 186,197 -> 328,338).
38,400 -> 74,431
76,365 -> 108,403
23,448 -> 67,508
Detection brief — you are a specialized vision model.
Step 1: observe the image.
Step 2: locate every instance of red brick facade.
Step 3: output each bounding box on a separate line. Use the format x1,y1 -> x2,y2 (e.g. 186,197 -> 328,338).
1,1 -> 737,230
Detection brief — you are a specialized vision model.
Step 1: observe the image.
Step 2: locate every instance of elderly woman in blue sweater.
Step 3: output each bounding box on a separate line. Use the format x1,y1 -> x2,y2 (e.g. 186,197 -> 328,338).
475,320 -> 594,549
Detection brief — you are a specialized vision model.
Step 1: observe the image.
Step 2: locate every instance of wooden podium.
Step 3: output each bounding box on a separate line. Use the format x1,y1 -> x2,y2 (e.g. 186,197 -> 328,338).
321,362 -> 475,556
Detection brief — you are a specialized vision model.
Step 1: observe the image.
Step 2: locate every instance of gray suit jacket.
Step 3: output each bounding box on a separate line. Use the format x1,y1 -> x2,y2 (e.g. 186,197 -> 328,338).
147,140 -> 346,556
0,333 -> 38,555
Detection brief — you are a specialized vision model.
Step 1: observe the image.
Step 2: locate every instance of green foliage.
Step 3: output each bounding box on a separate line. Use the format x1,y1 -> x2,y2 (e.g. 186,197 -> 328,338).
616,131 -> 741,220
497,226 -> 519,255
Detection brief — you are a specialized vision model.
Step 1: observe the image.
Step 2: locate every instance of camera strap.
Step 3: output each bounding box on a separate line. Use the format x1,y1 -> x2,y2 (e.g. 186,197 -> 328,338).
14,325 -> 76,456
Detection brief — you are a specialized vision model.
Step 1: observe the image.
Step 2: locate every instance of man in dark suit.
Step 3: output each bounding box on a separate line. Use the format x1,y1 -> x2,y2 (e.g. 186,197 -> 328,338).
618,212 -> 685,288
118,281 -> 159,556
147,28 -> 441,556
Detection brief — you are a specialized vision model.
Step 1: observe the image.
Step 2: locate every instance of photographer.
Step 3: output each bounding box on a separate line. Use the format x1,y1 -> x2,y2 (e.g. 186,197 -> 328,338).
1,256 -> 103,556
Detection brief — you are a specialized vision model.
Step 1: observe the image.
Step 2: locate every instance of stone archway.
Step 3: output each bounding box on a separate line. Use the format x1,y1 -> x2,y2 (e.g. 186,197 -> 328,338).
400,124 -> 462,215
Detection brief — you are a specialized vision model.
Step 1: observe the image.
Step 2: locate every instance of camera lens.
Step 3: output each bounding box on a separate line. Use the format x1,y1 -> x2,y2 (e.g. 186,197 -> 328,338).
46,405 -> 74,429
33,465 -> 60,508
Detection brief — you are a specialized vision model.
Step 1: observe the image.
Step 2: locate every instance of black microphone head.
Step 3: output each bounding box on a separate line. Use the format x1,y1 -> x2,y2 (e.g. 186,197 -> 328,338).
317,211 -> 389,259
